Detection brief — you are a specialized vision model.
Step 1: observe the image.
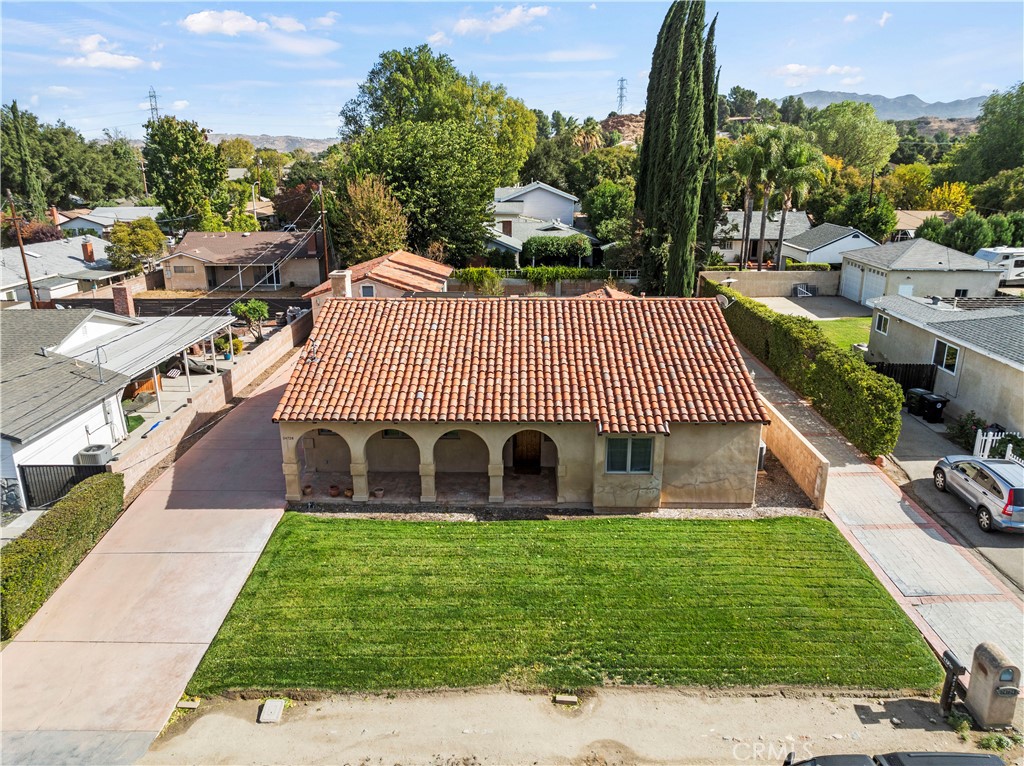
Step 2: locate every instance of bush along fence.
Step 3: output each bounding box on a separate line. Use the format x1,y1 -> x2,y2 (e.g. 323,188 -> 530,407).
451,267 -> 639,297
0,473 -> 125,639
703,280 -> 903,457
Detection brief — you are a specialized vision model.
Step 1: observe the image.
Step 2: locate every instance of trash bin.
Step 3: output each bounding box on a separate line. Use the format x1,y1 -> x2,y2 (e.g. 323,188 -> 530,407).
922,393 -> 950,424
906,387 -> 931,416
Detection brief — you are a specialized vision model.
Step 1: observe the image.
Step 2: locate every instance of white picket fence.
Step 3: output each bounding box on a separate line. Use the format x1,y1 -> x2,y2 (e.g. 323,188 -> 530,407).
973,429 -> 1024,466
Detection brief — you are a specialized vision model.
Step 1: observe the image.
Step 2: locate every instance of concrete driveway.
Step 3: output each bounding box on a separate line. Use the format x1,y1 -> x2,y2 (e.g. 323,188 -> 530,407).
756,296 -> 872,321
891,412 -> 1024,594
0,363 -> 291,766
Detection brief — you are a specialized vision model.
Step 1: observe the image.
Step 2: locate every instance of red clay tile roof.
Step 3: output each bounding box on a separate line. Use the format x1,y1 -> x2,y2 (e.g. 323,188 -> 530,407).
576,285 -> 638,299
303,250 -> 453,298
274,297 -> 768,433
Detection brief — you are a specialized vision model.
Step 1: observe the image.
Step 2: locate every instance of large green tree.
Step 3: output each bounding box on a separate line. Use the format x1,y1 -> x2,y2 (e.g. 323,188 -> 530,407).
350,120 -> 502,265
9,101 -> 47,218
941,211 -> 993,254
697,17 -> 719,267
143,116 -> 226,222
582,180 -> 634,233
771,125 -> 825,268
726,86 -> 757,117
972,167 -> 1024,213
107,217 -> 165,274
825,190 -> 897,242
810,101 -> 900,173
334,174 -> 409,265
217,137 -> 255,167
941,84 -> 1024,184
564,145 -> 638,198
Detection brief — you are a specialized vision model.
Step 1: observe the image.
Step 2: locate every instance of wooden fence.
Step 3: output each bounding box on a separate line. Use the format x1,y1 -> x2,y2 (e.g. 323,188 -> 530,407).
868,362 -> 937,393
54,296 -> 311,317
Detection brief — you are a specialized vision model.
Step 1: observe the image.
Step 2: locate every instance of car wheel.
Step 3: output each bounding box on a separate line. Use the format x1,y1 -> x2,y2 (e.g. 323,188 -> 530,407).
977,507 -> 994,533
933,469 -> 947,492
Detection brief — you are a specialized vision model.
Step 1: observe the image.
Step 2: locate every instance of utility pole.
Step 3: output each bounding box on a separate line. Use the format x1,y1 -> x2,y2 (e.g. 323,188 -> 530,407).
317,182 -> 329,280
138,154 -> 148,195
148,87 -> 160,121
6,190 -> 39,309
868,168 -> 876,207
616,77 -> 628,113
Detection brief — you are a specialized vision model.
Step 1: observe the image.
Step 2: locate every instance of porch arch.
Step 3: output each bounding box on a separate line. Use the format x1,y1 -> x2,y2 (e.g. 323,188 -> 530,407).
294,427 -> 353,499
363,427 -> 426,502
501,428 -> 559,504
432,429 -> 489,504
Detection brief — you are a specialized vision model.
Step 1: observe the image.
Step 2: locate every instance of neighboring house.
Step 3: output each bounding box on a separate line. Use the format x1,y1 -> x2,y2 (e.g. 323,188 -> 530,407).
0,236 -> 129,302
576,285 -> 638,299
868,295 -> 1024,432
274,297 -> 769,510
892,210 -> 955,242
974,246 -> 1024,286
303,250 -> 454,321
0,306 -> 232,510
493,182 -> 579,225
714,211 -> 813,263
157,231 -> 324,291
780,223 -> 879,266
839,239 -> 1001,307
58,206 -> 165,236
486,217 -> 598,266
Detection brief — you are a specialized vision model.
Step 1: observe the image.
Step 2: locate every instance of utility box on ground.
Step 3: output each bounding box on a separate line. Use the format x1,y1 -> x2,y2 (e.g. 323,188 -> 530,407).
965,642 -> 1020,729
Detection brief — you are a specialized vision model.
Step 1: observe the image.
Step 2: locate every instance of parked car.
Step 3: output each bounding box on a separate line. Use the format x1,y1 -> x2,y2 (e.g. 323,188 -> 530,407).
933,456 -> 1024,533
785,752 -> 1005,766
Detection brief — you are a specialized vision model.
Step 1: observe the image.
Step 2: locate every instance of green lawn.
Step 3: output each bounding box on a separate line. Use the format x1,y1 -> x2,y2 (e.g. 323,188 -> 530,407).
188,515 -> 941,695
813,317 -> 872,349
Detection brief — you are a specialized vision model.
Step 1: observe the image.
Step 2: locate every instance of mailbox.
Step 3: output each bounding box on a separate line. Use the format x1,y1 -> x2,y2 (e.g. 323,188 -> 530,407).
964,642 -> 1020,729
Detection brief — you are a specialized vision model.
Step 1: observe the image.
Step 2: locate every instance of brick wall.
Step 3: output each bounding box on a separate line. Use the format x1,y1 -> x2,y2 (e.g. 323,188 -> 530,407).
112,311 -> 312,495
79,270 -> 163,299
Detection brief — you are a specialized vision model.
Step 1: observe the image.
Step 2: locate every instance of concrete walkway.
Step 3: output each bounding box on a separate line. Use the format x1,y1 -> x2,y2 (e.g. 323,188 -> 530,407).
0,363 -> 292,766
743,351 -> 1024,676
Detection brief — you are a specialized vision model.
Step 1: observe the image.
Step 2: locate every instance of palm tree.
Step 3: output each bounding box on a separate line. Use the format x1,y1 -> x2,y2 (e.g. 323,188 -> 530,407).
772,126 -> 825,270
726,135 -> 763,270
750,124 -> 784,270
573,118 -> 603,154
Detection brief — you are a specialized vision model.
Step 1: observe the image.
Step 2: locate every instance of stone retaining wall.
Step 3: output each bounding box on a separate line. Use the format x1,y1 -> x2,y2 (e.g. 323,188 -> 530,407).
759,396 -> 829,510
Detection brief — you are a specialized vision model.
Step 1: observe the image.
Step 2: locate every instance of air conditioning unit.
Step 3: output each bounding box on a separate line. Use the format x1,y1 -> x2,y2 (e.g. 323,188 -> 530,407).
76,444 -> 112,466
757,440 -> 767,471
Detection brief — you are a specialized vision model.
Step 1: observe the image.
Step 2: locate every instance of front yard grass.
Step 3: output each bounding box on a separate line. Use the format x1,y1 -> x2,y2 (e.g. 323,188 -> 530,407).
813,317 -> 872,349
188,515 -> 941,695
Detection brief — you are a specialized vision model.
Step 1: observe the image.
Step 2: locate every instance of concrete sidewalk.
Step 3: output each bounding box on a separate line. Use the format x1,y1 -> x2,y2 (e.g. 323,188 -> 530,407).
0,363 -> 292,766
743,351 -> 1023,675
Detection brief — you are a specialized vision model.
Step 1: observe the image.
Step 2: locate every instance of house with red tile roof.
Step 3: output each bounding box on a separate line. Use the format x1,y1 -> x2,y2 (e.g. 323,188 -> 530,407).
275,297 -> 769,510
303,250 -> 454,321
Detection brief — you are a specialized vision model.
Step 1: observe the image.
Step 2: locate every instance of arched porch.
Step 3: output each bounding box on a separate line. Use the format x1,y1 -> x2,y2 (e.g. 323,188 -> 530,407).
502,429 -> 558,504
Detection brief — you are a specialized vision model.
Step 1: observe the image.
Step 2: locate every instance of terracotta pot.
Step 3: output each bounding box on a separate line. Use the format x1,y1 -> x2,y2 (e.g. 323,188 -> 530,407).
328,485 -> 341,497
302,485 -> 313,496
343,488 -> 354,498
372,487 -> 385,498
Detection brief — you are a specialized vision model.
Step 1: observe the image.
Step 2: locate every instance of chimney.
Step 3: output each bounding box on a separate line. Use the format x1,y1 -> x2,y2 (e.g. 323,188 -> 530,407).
82,239 -> 95,263
501,220 -> 512,236
307,233 -> 318,256
111,284 -> 136,317
329,269 -> 352,298
50,206 -> 60,226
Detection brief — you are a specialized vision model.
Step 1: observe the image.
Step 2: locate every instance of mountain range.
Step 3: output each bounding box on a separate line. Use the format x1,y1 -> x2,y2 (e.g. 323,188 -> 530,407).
783,91 -> 987,120
208,133 -> 339,154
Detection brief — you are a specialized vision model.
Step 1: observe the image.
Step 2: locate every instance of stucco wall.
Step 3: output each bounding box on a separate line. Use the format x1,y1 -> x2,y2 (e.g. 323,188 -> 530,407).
513,187 -> 576,224
699,270 -> 840,297
161,255 -> 208,291
759,398 -> 828,509
282,258 -> 321,288
659,423 -> 761,507
435,430 -> 489,472
782,233 -> 877,265
884,269 -> 1000,299
354,279 -> 408,298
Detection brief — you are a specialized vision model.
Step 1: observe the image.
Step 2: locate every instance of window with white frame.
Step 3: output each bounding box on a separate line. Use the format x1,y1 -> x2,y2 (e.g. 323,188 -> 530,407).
605,437 -> 654,474
360,284 -> 375,297
874,314 -> 889,335
173,265 -> 195,274
954,289 -> 968,298
933,339 -> 959,375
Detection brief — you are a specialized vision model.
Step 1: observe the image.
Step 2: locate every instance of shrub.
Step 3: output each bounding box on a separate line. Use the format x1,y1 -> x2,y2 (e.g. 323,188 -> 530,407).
485,248 -> 518,269
994,432 -> 1024,459
946,410 -> 987,452
521,235 -> 592,266
451,267 -> 504,296
521,266 -> 609,288
214,336 -> 244,355
785,260 -> 832,271
0,473 -> 124,639
703,279 -> 903,457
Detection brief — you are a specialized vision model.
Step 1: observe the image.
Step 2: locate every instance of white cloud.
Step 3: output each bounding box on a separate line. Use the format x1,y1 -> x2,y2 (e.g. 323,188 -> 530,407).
267,15 -> 306,33
151,61 -> 163,70
137,101 -> 150,110
589,3 -> 597,9
843,14 -> 857,23
479,45 -> 616,63
312,11 -> 339,28
825,65 -> 860,75
840,76 -> 865,86
29,95 -> 39,106
878,11 -> 892,27
172,99 -> 189,110
181,10 -> 268,36
265,32 -> 339,57
58,35 -> 146,69
427,30 -> 452,46
45,85 -> 74,96
452,5 -> 549,37
773,63 -> 862,87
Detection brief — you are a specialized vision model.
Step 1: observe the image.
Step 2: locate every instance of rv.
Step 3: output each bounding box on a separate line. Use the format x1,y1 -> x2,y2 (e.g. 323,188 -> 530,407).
975,246 -> 1024,286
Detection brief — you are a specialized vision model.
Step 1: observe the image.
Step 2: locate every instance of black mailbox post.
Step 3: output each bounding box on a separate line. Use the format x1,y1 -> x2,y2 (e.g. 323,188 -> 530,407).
940,649 -> 967,716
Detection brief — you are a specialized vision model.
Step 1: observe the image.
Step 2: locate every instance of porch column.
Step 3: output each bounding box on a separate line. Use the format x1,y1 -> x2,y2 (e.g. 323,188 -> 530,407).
238,266 -> 243,290
182,349 -> 192,391
227,324 -> 234,365
350,461 -> 369,502
419,463 -> 436,503
209,335 -> 218,373
283,461 -> 301,501
488,463 -> 504,504
152,367 -> 163,413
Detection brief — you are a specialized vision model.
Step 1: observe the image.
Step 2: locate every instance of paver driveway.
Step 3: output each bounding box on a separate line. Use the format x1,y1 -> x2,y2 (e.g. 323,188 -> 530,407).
0,363 -> 291,766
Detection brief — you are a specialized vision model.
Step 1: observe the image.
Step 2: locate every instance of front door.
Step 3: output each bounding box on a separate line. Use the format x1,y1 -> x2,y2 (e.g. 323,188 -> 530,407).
512,431 -> 542,474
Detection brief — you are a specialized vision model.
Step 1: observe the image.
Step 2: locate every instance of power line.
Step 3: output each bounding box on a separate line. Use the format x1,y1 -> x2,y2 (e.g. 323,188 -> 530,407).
616,77 -> 628,113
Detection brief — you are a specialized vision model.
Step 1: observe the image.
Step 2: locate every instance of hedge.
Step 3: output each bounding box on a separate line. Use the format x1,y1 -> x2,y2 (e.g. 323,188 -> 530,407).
521,235 -> 592,266
785,260 -> 833,271
1,473 -> 125,639
704,280 -> 902,457
452,266 -> 613,290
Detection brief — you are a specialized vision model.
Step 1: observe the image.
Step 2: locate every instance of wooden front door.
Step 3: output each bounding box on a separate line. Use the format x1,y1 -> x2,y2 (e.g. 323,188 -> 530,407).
512,431 -> 542,474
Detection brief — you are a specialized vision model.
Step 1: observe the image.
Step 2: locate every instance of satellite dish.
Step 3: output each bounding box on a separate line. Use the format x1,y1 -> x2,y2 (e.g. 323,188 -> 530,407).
715,294 -> 730,309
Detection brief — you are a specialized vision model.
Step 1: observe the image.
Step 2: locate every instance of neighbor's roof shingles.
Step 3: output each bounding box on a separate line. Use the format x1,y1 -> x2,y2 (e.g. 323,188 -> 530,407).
274,298 -> 768,433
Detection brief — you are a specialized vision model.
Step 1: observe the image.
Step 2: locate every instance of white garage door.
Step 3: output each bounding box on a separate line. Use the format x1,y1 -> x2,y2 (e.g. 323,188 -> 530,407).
860,269 -> 886,306
840,264 -> 861,302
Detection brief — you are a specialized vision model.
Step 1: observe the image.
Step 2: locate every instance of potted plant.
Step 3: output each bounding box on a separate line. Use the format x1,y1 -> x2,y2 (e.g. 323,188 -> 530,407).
372,487 -> 385,498
328,485 -> 341,497
302,484 -> 313,496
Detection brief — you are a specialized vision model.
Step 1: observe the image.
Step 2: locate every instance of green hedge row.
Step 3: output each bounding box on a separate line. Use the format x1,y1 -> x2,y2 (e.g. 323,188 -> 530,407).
521,235 -> 592,266
704,280 -> 902,457
785,260 -> 833,271
1,473 -> 125,639
452,266 -> 613,290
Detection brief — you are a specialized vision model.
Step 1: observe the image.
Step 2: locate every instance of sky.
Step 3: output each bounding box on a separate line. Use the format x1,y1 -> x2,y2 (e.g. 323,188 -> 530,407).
2,1 -> 1021,141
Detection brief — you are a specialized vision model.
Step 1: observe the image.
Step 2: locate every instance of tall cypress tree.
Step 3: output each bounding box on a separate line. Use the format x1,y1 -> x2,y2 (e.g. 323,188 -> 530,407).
697,17 -> 719,270
10,100 -> 46,219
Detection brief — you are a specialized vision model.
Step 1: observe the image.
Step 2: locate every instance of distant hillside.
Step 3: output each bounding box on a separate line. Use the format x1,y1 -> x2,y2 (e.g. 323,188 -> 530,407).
895,116 -> 978,138
782,91 -> 987,120
208,133 -> 339,154
601,112 -> 645,143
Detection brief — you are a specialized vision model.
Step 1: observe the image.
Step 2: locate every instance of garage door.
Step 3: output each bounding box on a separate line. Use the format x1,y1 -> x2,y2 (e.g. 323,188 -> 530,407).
860,269 -> 886,306
840,264 -> 861,301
